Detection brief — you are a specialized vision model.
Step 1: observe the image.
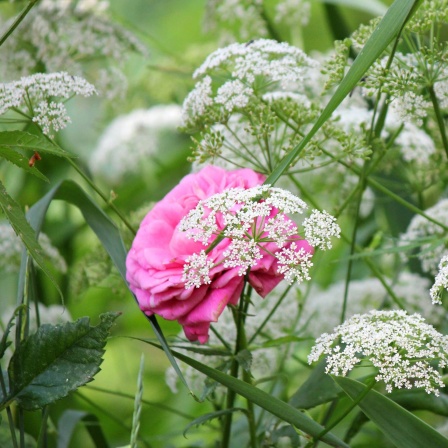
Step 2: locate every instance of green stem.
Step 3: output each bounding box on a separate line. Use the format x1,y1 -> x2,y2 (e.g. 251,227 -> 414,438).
221,281 -> 256,448
65,157 -> 136,234
428,84 -> 448,159
37,407 -> 50,448
308,378 -> 376,448
0,0 -> 39,47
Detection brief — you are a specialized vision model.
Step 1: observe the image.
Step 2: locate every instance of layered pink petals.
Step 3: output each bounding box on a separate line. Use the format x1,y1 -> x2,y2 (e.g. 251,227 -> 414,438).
126,165 -> 308,343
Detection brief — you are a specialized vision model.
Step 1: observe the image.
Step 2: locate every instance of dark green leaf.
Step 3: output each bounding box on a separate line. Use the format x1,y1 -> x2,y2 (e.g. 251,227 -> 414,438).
5,312 -> 119,410
334,376 -> 448,448
26,181 -> 192,397
0,180 -> 61,297
289,360 -> 341,409
390,389 -> 448,417
0,147 -> 48,181
0,130 -> 71,157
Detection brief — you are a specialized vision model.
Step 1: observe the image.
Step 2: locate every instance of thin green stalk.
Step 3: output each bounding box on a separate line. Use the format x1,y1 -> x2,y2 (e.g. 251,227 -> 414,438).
428,84 -> 448,159
37,407 -> 50,448
65,157 -> 136,234
221,281 -> 256,448
307,379 -> 376,448
0,0 -> 39,47
340,165 -> 366,323
85,385 -> 196,420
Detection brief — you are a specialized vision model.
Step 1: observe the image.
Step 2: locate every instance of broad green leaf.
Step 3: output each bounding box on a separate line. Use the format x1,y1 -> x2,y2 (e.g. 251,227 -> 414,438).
26,180 -> 193,396
0,180 -> 61,296
390,389 -> 448,417
4,312 -> 119,411
57,410 -> 109,448
334,376 -> 448,448
0,130 -> 71,157
265,0 -> 422,186
0,147 -> 48,181
289,360 -> 341,409
321,0 -> 387,16
144,340 -> 349,448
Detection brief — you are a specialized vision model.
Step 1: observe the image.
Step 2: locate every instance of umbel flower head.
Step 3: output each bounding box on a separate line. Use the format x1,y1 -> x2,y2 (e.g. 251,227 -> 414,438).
308,310 -> 448,395
180,185 -> 340,288
0,72 -> 96,137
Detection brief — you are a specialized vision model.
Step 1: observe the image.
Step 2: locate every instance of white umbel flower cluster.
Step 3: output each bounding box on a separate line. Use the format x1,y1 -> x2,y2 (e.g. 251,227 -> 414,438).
180,185 -> 340,288
90,104 -> 183,183
0,72 -> 96,137
308,310 -> 448,395
430,255 -> 448,305
181,39 -> 318,128
0,0 -> 146,99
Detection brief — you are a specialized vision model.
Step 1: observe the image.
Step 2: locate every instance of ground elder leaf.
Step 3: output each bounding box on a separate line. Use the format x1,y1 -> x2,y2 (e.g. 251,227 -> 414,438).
5,312 -> 120,411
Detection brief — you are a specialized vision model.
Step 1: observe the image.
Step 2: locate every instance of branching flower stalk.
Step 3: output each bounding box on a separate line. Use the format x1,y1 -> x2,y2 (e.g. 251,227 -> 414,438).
221,281 -> 256,448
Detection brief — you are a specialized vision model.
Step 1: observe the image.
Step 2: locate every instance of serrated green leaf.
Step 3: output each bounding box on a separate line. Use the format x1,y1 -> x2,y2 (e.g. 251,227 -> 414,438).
4,312 -> 120,411
289,360 -> 341,409
0,147 -> 48,181
265,0 -> 422,186
334,376 -> 448,448
0,130 -> 71,157
144,340 -> 349,448
26,180 -> 192,397
0,180 -> 61,297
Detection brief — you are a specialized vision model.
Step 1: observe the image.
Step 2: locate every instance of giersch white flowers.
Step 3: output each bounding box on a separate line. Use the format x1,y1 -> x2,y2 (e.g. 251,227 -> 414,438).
308,310 -> 448,396
0,72 -> 96,137
180,185 -> 340,288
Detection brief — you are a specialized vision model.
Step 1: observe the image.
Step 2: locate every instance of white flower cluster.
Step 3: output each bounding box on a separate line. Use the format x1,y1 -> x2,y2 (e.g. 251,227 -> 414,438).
274,0 -> 310,27
399,198 -> 448,274
308,310 -> 448,395
180,185 -> 340,288
0,0 -> 147,99
0,221 -> 67,274
203,0 -> 268,44
303,210 -> 341,250
430,255 -> 448,305
90,104 -> 183,183
0,72 -> 96,136
182,39 -> 318,128
300,273 -> 442,337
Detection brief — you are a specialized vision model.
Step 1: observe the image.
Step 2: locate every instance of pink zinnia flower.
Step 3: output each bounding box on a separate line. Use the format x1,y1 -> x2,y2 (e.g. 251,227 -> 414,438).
126,166 -> 312,343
